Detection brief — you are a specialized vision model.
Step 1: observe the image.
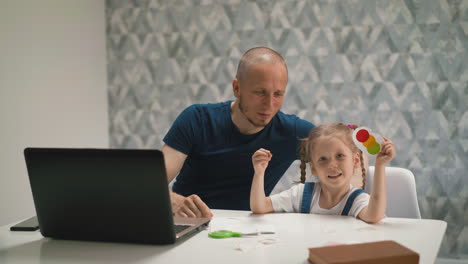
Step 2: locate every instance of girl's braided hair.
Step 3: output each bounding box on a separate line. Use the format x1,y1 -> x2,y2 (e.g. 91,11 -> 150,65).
298,123 -> 366,189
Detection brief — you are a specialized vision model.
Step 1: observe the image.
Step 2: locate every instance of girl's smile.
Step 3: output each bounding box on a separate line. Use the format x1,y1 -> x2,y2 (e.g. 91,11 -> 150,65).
327,172 -> 342,179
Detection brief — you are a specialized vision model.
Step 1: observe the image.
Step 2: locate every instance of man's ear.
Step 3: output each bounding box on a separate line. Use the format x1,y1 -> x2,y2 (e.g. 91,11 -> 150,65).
232,78 -> 240,98
353,152 -> 361,168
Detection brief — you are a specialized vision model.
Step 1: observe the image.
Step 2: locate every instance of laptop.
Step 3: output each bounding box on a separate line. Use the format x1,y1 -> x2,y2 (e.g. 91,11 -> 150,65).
23,147 -> 210,244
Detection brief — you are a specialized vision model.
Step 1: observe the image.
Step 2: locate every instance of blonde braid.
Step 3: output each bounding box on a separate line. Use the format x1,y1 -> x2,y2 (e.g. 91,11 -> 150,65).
360,151 -> 366,189
299,160 -> 307,183
298,140 -> 308,183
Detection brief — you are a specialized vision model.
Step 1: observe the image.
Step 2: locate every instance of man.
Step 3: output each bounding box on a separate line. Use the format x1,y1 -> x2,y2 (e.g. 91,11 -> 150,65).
162,47 -> 315,218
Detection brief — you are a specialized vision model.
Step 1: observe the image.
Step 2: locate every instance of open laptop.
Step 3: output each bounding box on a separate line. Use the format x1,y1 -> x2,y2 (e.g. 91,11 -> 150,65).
23,147 -> 210,244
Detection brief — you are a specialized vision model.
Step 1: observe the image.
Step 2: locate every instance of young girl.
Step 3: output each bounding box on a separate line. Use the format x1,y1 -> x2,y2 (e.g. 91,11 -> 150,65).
250,123 -> 395,224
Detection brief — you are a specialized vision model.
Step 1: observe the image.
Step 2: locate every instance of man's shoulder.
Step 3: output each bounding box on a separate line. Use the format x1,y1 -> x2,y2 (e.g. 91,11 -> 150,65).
184,101 -> 231,115
177,101 -> 231,130
189,101 -> 231,109
274,111 -> 314,135
276,111 -> 301,120
276,111 -> 312,124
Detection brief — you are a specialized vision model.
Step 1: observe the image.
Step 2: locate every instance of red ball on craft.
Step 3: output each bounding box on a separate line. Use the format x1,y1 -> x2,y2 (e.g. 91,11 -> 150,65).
356,129 -> 370,142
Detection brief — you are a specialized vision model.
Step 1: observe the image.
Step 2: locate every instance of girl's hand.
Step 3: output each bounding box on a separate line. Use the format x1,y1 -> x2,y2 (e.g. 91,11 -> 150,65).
375,137 -> 395,167
252,148 -> 272,173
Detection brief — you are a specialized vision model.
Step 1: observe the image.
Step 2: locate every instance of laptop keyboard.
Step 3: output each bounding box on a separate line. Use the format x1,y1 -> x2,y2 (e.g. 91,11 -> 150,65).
174,224 -> 191,233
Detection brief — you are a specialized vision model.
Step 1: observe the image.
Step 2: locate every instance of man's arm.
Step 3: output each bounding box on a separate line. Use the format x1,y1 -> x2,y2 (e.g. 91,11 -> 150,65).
162,144 -> 187,183
161,144 -> 213,218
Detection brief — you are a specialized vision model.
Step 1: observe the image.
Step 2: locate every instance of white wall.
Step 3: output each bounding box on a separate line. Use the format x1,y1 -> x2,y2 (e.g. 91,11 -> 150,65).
0,0 -> 108,226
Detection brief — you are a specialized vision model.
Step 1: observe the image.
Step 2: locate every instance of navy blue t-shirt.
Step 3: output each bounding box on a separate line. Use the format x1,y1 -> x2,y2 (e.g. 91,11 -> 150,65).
163,101 -> 314,210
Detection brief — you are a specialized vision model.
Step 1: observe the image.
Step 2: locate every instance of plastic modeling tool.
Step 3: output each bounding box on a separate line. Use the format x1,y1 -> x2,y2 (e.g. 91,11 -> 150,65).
352,127 -> 384,155
208,230 -> 275,239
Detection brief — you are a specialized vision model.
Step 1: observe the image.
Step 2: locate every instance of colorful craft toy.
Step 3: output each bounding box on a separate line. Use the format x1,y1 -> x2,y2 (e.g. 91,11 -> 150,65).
352,127 -> 384,155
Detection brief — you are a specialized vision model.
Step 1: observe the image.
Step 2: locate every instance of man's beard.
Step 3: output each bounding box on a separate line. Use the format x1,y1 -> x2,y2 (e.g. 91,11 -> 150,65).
238,98 -> 268,128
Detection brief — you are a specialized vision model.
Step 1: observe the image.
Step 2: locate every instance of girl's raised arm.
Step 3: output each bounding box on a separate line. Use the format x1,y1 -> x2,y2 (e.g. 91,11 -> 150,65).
250,148 -> 274,214
358,138 -> 395,223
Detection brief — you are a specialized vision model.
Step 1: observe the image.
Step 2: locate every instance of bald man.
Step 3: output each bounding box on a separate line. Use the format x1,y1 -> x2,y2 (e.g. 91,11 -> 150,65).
162,47 -> 315,218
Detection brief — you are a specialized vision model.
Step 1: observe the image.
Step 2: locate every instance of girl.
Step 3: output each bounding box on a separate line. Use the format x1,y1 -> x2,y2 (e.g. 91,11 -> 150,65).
250,123 -> 395,224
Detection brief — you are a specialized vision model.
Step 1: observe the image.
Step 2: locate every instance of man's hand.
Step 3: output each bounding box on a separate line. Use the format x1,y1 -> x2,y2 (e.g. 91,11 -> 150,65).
171,191 -> 213,218
163,145 -> 212,218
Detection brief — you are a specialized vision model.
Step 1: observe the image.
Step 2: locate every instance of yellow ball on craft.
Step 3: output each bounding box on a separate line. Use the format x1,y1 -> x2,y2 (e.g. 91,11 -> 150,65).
362,135 -> 376,148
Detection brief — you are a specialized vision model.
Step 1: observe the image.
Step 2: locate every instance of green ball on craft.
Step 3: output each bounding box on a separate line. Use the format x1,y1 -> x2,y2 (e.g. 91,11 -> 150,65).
367,143 -> 381,155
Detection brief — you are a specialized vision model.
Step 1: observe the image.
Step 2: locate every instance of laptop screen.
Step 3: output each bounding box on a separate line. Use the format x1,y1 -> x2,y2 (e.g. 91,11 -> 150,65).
24,148 -> 178,244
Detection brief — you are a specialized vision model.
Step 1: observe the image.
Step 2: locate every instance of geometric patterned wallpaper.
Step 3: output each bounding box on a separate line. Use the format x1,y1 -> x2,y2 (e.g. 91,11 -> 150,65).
105,0 -> 468,259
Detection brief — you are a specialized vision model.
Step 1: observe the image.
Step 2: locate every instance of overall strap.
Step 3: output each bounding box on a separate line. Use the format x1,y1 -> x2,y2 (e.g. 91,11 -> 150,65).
300,182 -> 315,213
341,189 -> 366,216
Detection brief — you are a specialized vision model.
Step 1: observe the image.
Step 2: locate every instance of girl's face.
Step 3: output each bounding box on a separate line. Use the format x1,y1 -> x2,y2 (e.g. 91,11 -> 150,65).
309,136 -> 360,190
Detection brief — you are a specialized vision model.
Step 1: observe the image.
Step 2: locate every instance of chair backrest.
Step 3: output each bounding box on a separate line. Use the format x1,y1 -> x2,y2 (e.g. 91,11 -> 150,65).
364,166 -> 421,219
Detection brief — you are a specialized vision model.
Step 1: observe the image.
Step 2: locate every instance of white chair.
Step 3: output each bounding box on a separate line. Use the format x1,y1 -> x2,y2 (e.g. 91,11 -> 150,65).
365,166 -> 421,219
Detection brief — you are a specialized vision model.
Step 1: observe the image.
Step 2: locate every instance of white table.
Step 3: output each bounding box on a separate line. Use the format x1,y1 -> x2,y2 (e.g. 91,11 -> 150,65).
0,210 -> 446,264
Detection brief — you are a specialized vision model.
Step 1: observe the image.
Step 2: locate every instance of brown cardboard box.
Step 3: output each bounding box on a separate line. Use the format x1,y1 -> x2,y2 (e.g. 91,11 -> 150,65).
308,240 -> 419,264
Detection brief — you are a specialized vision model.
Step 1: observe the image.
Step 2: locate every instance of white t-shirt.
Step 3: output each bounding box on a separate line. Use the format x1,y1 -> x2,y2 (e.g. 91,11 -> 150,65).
270,182 -> 370,218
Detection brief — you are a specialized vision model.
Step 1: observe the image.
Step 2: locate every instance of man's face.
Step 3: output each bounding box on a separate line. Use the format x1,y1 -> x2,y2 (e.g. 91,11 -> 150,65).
234,63 -> 288,128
